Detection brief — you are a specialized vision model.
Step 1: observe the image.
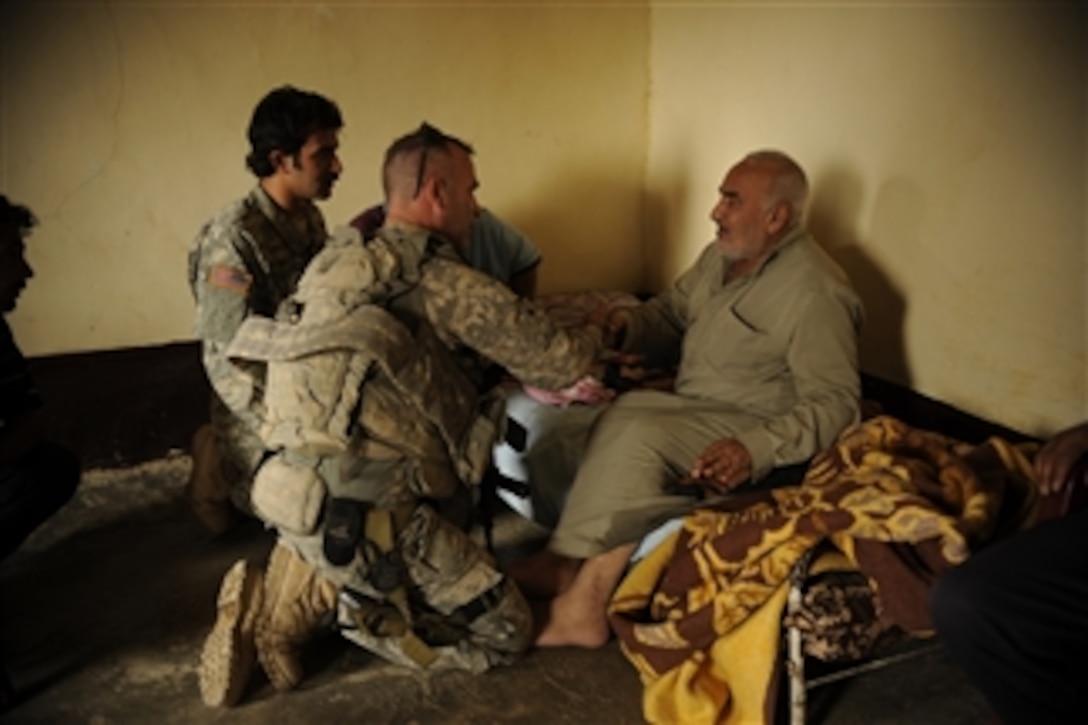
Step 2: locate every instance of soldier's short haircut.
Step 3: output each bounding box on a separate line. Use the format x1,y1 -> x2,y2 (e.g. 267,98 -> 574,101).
382,122 -> 474,199
0,195 -> 37,236
245,85 -> 343,178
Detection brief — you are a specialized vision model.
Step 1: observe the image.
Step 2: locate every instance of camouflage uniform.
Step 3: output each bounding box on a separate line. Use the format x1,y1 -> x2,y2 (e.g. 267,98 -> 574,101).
227,223 -> 601,672
187,186 -> 327,507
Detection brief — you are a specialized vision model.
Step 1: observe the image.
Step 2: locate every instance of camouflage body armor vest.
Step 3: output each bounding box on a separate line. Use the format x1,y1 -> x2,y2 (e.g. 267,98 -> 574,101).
226,226 -> 506,537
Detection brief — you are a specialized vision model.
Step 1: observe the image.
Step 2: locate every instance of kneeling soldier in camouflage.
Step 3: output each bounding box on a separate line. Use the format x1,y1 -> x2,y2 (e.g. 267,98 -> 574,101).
197,123 -> 604,706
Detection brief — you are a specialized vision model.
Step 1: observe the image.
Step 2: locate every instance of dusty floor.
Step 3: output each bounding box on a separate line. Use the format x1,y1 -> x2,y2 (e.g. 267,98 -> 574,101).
0,457 -> 991,724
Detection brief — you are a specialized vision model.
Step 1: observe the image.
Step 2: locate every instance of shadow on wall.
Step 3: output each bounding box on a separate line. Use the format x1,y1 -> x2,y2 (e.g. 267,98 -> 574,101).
638,184 -> 685,295
635,154 -> 695,296
498,162 -> 674,297
809,164 -> 912,388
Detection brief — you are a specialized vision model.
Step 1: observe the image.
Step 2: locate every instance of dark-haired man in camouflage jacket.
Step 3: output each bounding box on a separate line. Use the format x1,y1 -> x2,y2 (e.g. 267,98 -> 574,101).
187,85 -> 343,536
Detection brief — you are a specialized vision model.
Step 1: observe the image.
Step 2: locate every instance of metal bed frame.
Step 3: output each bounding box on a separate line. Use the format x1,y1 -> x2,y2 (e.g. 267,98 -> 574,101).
784,549 -> 941,724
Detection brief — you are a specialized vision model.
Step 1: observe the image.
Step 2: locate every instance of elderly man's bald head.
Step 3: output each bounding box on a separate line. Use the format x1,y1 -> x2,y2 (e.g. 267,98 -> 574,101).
739,150 -> 809,230
710,149 -> 811,275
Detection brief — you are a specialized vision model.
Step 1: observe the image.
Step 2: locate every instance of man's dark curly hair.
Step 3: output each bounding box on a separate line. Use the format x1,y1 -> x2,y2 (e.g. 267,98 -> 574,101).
245,85 -> 343,178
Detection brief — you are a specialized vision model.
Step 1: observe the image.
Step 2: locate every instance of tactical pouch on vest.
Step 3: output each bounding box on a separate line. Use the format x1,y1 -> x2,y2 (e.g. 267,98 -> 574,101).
323,497 -> 412,594
323,497 -> 364,567
360,506 -> 411,593
456,389 -> 509,487
251,452 -> 326,535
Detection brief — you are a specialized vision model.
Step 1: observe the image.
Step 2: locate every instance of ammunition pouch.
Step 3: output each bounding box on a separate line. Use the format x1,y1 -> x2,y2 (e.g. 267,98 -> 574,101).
251,451 -> 326,535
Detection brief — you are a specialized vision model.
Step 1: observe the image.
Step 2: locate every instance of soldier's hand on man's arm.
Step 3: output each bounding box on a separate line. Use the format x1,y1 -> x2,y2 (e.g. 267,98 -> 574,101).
586,304 -> 630,351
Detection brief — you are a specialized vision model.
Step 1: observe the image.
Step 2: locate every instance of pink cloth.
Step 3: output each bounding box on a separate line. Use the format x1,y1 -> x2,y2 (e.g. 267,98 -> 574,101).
522,375 -> 615,407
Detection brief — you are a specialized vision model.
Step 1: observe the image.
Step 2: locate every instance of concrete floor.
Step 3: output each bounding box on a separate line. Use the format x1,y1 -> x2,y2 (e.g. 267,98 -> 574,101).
0,456 -> 992,724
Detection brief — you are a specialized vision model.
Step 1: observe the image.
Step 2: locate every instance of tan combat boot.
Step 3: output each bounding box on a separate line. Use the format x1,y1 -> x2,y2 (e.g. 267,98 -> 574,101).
255,542 -> 339,691
198,559 -> 265,707
186,424 -> 240,535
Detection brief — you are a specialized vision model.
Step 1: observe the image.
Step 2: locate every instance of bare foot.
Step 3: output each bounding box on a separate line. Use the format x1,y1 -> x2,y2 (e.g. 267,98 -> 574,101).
532,590 -> 612,648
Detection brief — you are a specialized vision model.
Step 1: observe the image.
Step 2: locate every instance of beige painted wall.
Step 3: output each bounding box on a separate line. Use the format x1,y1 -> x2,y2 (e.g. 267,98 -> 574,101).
0,0 -> 649,353
646,2 -> 1086,436
2,0 -> 1085,437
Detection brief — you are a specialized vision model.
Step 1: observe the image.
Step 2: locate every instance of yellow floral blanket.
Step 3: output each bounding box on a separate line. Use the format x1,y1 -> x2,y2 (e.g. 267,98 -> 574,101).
608,415 -> 1038,725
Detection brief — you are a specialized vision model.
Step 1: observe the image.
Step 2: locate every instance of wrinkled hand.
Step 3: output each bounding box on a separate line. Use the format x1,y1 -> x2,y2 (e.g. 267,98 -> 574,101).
586,301 -> 622,328
1036,421 -> 1088,496
689,437 -> 753,494
599,349 -> 643,367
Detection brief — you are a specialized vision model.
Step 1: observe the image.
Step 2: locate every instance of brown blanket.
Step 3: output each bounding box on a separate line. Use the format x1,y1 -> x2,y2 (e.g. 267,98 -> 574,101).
608,415 -> 1037,724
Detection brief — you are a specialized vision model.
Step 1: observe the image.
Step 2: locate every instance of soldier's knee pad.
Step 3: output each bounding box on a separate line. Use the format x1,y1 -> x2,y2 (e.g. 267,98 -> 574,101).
400,506 -> 503,614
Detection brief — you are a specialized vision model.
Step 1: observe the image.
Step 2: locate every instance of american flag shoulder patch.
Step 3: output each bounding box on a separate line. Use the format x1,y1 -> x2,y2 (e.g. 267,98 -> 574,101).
207,265 -> 251,296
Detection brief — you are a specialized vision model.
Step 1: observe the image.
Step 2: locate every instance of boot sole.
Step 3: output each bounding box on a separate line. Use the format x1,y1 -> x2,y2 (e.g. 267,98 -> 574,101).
256,629 -> 300,692
199,560 -> 263,707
